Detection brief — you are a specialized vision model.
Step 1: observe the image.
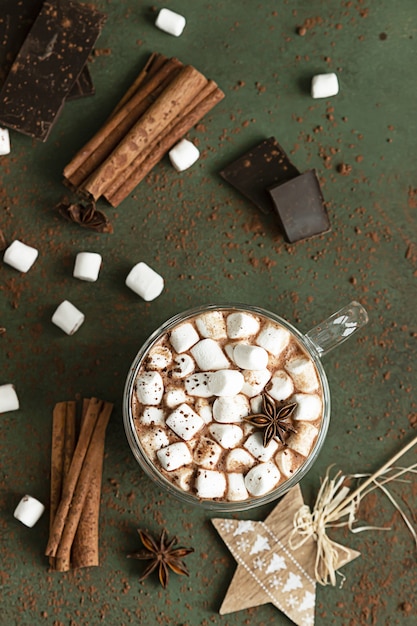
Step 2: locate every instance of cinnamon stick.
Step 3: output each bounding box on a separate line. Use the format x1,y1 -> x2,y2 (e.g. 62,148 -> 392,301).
49,402 -> 67,568
105,82 -> 225,206
82,65 -> 209,200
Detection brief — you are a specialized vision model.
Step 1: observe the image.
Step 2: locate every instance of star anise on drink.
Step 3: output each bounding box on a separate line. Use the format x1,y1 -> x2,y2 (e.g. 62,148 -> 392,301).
127,528 -> 194,589
244,392 -> 297,448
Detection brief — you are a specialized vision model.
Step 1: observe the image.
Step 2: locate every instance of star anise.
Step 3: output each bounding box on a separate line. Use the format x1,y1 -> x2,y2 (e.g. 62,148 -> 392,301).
127,528 -> 194,589
56,198 -> 113,233
244,392 -> 297,448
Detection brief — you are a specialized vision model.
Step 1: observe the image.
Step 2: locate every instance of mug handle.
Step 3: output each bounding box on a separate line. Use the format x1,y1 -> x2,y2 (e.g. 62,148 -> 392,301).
304,301 -> 369,358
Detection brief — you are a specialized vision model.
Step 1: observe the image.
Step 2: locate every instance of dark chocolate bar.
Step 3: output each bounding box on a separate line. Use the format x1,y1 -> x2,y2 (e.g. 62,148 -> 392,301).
220,137 -> 300,214
268,170 -> 331,243
0,1 -> 106,141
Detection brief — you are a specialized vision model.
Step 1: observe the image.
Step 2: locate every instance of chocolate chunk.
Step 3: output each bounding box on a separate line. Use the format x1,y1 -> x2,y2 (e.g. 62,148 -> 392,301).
0,1 -> 106,141
66,64 -> 95,101
220,137 -> 300,214
268,170 -> 331,243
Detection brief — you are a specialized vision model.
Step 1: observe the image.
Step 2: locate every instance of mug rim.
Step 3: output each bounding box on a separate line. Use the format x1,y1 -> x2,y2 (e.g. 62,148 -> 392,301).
122,302 -> 331,511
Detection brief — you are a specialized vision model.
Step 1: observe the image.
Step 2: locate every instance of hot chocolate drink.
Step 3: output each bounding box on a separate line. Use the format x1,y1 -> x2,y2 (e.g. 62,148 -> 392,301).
130,307 -> 324,503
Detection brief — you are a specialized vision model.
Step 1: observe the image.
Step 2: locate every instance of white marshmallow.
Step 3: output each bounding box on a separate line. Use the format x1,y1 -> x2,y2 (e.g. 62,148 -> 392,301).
0,383 -> 19,413
52,300 -> 85,335
275,448 -> 304,478
135,371 -> 164,405
233,343 -> 269,370
140,406 -> 165,427
169,139 -> 200,172
166,403 -> 204,441
125,262 -> 164,301
208,370 -> 244,396
146,346 -> 172,370
250,395 -> 263,413
13,495 -> 45,528
184,372 -> 212,397
212,394 -> 249,423
292,393 -> 322,422
227,473 -> 249,501
285,356 -> 319,393
164,387 -> 188,408
172,466 -> 194,491
172,354 -> 195,378
209,423 -> 243,449
311,73 -> 339,99
140,427 -> 170,457
73,252 -> 102,282
169,323 -> 199,353
268,370 -> 294,401
226,312 -> 260,339
157,441 -> 192,471
3,240 -> 38,273
194,398 -> 213,424
0,128 -> 11,155
256,323 -> 291,356
224,343 -> 237,362
225,448 -> 255,473
244,432 -> 279,462
155,7 -> 186,37
191,339 -> 230,371
241,369 -> 271,398
195,469 -> 226,499
286,422 -> 319,456
245,462 -> 281,497
195,311 -> 227,339
193,437 -> 222,469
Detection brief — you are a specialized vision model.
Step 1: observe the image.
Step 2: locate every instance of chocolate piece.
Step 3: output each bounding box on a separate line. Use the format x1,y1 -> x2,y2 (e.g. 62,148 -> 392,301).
220,137 -> 300,214
268,170 -> 331,243
67,65 -> 95,101
0,1 -> 106,141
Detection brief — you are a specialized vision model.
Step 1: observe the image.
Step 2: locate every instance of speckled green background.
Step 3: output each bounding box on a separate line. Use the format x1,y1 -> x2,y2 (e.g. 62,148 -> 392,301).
1,1 -> 416,624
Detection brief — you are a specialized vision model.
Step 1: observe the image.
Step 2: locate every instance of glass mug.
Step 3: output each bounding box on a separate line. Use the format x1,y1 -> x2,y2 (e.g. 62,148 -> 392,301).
123,301 -> 368,511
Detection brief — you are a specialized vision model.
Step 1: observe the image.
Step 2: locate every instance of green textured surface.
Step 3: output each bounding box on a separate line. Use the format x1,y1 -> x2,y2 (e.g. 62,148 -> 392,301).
1,1 -> 416,624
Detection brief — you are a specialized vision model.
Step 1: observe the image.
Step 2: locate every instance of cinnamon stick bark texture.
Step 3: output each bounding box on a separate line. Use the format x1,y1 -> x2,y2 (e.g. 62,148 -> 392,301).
62,52 -> 225,207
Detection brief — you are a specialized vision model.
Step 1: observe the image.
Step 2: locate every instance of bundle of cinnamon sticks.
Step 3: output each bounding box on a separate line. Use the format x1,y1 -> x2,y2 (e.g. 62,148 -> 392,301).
46,398 -> 113,571
63,52 -> 225,207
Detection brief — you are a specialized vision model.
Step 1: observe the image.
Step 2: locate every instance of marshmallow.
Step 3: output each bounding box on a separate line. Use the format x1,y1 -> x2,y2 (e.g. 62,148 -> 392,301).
146,346 -> 172,370
244,432 -> 279,462
245,462 -> 281,497
226,312 -> 260,339
155,7 -> 186,37
0,128 -> 11,155
233,344 -> 269,370
208,370 -> 244,396
292,393 -> 322,422
285,356 -> 319,393
135,371 -> 164,405
286,422 -> 319,457
212,394 -> 249,423
250,395 -> 263,413
157,441 -> 192,471
3,240 -> 38,273
184,372 -> 212,397
256,324 -> 291,356
172,466 -> 194,491
172,354 -> 195,378
169,139 -> 200,172
13,495 -> 45,528
73,252 -> 102,282
225,448 -> 255,473
195,469 -> 227,499
52,300 -> 85,335
140,406 -> 165,427
140,427 -> 170,457
268,370 -> 294,401
227,472 -> 249,501
164,387 -> 188,408
0,383 -> 19,413
224,343 -> 237,362
169,323 -> 199,353
191,339 -> 230,371
275,448 -> 304,478
126,262 -> 164,301
195,311 -> 227,339
193,437 -> 222,469
241,369 -> 271,398
209,423 -> 243,449
166,403 -> 204,441
311,73 -> 339,99
194,398 -> 213,423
